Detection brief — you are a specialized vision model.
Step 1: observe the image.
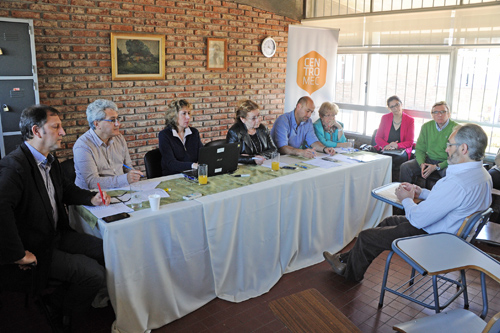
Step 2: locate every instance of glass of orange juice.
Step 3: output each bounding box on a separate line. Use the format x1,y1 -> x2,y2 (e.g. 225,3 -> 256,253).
271,152 -> 280,171
198,164 -> 208,185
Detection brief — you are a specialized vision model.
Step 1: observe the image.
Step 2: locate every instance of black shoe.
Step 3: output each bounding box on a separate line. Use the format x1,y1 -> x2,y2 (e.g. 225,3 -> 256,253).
62,315 -> 72,333
36,295 -> 66,333
323,251 -> 346,276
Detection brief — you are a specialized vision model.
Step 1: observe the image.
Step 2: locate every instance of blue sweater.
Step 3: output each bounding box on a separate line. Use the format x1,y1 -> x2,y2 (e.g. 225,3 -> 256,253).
159,126 -> 203,176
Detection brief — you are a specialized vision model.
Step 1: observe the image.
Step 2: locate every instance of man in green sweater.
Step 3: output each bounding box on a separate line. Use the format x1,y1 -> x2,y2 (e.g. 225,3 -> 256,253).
400,101 -> 458,183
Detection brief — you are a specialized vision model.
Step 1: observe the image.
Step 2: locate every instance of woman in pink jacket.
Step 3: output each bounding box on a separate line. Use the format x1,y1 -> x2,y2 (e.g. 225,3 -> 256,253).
375,96 -> 415,181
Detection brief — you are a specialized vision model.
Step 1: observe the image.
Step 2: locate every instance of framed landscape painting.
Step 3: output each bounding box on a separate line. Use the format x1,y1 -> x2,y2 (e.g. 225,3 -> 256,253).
111,32 -> 165,81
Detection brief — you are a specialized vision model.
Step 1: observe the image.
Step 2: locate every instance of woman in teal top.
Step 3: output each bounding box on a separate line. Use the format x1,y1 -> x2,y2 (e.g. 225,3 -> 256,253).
313,102 -> 348,148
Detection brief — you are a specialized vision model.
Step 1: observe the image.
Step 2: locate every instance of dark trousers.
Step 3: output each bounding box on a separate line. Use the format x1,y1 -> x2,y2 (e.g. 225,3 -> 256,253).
399,158 -> 446,184
383,151 -> 408,182
340,216 -> 427,282
49,231 -> 105,314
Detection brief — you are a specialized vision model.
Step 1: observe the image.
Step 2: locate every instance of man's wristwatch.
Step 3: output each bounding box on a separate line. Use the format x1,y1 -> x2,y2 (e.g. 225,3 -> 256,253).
436,165 -> 441,171
323,147 -> 327,154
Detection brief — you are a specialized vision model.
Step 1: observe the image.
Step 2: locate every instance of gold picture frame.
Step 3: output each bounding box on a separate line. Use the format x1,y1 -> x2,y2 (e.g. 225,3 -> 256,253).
111,32 -> 165,81
207,38 -> 227,70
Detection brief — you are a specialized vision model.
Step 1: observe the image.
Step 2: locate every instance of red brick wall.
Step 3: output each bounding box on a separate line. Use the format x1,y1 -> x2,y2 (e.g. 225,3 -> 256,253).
0,1 -> 297,170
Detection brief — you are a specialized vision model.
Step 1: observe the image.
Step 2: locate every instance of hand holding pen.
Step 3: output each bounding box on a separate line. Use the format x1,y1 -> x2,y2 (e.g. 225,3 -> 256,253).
92,183 -> 111,206
123,164 -> 144,183
300,149 -> 316,159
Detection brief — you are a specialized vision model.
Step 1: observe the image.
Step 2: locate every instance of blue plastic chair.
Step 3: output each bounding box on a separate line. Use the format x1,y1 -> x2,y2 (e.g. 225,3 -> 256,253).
379,208 -> 493,314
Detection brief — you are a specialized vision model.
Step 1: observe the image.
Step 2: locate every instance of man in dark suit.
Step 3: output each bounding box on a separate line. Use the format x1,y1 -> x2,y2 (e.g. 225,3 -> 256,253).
0,105 -> 111,331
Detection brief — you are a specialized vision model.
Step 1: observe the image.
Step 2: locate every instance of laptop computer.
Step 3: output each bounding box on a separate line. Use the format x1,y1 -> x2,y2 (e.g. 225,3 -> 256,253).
183,142 -> 241,178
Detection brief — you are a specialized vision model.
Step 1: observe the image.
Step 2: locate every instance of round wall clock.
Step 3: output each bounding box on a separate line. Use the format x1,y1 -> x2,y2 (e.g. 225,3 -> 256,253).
261,37 -> 277,58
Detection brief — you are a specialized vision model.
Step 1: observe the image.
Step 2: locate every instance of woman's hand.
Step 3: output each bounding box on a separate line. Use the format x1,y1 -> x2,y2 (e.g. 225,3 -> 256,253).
383,141 -> 399,150
333,119 -> 342,129
253,155 -> 265,165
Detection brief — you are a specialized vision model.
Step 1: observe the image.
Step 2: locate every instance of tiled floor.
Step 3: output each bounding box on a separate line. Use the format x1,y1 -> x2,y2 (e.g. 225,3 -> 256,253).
2,241 -> 500,333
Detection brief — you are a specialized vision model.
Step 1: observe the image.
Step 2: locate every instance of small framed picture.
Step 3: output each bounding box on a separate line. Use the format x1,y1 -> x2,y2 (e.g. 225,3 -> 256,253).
207,38 -> 227,70
111,32 -> 165,81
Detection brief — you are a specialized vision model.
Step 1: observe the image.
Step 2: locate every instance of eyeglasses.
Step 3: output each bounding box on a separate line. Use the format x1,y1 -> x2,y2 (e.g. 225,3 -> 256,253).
389,103 -> 401,109
446,142 -> 461,148
431,110 -> 448,115
101,116 -> 122,124
110,190 -> 130,204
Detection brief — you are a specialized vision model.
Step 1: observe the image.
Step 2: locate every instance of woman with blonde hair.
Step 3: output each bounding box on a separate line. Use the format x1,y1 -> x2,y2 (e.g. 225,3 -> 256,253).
313,102 -> 348,148
159,99 -> 203,175
226,99 -> 277,165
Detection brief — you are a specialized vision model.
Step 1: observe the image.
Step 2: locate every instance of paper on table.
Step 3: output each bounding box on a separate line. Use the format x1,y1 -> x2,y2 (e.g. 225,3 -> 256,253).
139,188 -> 170,198
112,188 -> 169,204
331,153 -> 360,164
131,180 -> 162,191
335,147 -> 359,154
373,183 -> 401,205
347,154 -> 380,163
84,203 -> 134,219
303,156 -> 341,168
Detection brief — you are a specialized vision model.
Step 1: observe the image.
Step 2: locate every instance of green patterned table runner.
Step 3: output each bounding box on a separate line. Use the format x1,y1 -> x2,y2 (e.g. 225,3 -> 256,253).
76,158 -> 315,228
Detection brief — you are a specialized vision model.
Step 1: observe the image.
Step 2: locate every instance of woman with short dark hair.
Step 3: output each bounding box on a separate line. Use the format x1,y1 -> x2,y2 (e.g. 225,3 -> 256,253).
374,95 -> 415,180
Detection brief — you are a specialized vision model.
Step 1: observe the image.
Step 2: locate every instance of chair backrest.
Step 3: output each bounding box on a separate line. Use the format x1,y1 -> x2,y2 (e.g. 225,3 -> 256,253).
484,311 -> 500,333
60,158 -> 76,183
371,129 -> 377,146
456,208 -> 493,243
205,139 -> 227,147
144,148 -> 162,179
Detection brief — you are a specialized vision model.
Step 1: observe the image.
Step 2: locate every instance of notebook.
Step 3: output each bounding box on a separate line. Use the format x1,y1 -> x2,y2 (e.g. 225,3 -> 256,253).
183,142 -> 240,177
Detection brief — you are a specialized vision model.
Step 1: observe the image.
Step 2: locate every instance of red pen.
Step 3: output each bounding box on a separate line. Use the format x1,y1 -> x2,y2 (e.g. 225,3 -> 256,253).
97,183 -> 106,205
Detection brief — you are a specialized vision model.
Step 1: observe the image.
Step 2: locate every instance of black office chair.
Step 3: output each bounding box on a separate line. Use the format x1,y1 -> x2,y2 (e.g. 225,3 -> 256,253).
144,148 -> 163,179
371,129 -> 377,146
60,158 -> 76,184
0,264 -> 59,332
204,139 -> 226,147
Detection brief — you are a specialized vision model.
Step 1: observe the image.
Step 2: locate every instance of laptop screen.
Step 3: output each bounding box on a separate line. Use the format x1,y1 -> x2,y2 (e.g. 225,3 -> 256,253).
183,142 -> 241,178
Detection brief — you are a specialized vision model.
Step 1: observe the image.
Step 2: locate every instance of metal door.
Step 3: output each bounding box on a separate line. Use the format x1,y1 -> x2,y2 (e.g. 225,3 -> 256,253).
0,18 -> 39,158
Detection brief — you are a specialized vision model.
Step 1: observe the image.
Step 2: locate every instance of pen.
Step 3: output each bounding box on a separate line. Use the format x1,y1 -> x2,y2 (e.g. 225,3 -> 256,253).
164,188 -> 172,192
123,164 -> 144,177
233,174 -> 250,177
183,174 -> 197,181
252,157 -> 264,160
97,183 -> 106,205
295,164 -> 308,169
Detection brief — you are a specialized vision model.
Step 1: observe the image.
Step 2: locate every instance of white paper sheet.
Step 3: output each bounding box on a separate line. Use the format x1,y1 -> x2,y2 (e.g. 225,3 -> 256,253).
304,156 -> 341,168
84,203 -> 134,219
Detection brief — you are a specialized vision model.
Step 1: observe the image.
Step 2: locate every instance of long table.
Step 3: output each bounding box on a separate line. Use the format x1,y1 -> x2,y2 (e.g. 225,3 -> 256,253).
70,154 -> 392,333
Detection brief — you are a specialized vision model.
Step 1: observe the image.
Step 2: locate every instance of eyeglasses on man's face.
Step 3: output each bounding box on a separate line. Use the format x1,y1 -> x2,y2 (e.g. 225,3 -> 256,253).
431,110 -> 448,115
101,116 -> 122,124
446,142 -> 461,148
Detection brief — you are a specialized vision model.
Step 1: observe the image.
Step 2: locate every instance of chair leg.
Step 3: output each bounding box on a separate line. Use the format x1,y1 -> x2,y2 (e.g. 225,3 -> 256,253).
379,251 -> 395,308
409,268 -> 416,286
460,269 -> 469,310
432,275 -> 441,313
480,272 -> 488,319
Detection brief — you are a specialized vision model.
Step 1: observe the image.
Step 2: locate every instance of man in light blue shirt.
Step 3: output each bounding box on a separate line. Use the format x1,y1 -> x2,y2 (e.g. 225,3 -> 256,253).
271,96 -> 335,158
324,123 -> 492,282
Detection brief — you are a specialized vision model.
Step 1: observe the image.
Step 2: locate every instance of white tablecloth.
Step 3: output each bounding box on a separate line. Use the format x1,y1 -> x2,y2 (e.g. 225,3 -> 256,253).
70,154 -> 392,333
